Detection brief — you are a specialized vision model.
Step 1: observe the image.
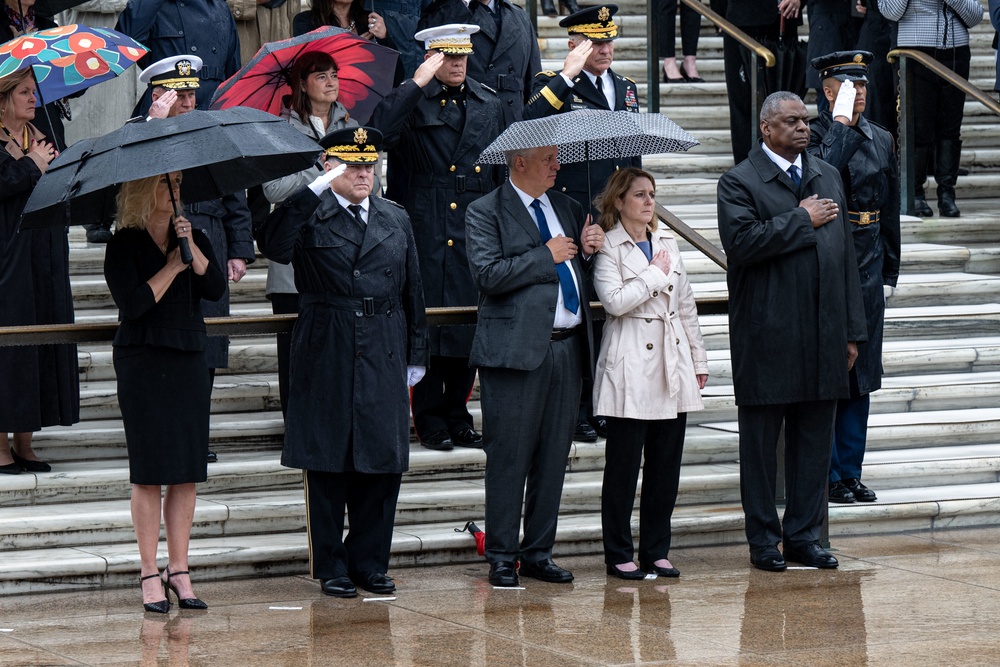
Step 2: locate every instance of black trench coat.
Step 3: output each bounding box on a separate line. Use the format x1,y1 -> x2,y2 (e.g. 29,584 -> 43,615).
717,145 -> 867,406
257,187 -> 428,474
808,112 -> 901,395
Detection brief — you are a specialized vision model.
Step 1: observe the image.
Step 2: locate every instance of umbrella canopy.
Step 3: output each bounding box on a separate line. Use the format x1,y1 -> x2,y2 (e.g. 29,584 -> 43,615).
20,107 -> 324,230
0,24 -> 147,105
476,109 -> 700,165
209,26 -> 398,125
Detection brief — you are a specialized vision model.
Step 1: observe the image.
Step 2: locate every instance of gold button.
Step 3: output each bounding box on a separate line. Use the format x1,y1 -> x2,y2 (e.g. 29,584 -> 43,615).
652,291 -> 658,297
449,165 -> 456,172
450,202 -> 457,210
646,343 -> 653,350
474,166 -> 481,173
447,239 -> 454,247
668,285 -> 674,291
441,99 -> 446,107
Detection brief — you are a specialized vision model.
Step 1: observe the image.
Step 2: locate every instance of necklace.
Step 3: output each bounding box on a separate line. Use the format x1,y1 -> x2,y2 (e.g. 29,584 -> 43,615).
0,120 -> 29,152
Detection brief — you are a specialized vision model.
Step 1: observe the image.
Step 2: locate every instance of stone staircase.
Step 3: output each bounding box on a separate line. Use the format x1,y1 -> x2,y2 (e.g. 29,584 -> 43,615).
4,2 -> 1000,594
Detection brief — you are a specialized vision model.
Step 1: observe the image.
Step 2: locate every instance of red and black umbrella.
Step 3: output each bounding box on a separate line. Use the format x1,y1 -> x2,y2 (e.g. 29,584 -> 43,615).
209,26 -> 398,125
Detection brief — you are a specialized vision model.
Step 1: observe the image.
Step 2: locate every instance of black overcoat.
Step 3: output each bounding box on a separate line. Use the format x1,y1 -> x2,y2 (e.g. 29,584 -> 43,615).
522,67 -> 641,213
373,76 -> 503,357
257,187 -> 428,474
717,145 -> 867,406
808,111 -> 901,395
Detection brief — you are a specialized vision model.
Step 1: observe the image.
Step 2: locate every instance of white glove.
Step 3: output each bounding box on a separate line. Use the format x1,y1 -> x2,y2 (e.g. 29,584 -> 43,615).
832,80 -> 856,122
407,365 -> 426,387
307,163 -> 347,195
883,284 -> 894,303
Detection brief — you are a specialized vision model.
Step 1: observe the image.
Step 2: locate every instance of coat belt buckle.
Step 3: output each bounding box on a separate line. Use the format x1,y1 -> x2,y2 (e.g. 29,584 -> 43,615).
455,174 -> 466,194
497,73 -> 506,91
363,297 -> 375,317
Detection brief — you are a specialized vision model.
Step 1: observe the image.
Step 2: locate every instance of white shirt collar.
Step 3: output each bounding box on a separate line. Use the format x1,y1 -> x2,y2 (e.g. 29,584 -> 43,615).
333,191 -> 369,219
760,141 -> 803,174
509,179 -> 551,211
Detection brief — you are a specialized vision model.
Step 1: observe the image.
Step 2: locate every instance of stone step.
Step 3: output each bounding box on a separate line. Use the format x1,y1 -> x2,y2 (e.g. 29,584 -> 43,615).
71,272 -> 268,308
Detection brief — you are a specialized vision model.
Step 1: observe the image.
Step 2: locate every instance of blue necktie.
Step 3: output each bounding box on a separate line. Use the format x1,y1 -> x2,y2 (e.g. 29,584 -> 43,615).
531,199 -> 579,315
787,164 -> 801,186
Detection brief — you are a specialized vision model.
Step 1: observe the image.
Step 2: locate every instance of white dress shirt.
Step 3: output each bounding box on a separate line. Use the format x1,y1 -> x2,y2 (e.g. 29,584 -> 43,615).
334,192 -> 369,224
761,142 -> 803,177
559,69 -> 615,110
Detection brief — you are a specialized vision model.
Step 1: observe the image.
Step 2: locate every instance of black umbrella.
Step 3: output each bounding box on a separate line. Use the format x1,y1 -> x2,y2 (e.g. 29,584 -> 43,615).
751,17 -> 808,98
19,107 -> 324,230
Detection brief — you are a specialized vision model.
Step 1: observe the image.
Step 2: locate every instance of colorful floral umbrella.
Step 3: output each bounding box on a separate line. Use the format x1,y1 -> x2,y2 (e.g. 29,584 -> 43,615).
209,26 -> 397,125
0,24 -> 147,106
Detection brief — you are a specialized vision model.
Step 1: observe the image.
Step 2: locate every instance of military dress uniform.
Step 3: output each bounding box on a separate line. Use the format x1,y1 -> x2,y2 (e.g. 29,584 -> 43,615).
807,51 -> 901,503
373,24 -> 504,449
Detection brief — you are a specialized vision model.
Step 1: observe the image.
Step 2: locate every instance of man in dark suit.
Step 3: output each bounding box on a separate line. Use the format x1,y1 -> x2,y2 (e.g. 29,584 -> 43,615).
465,144 -> 605,587
717,92 -> 866,572
417,0 -> 542,127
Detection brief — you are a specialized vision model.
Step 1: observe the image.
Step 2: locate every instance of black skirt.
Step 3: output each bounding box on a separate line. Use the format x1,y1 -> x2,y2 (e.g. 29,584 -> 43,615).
114,345 -> 211,485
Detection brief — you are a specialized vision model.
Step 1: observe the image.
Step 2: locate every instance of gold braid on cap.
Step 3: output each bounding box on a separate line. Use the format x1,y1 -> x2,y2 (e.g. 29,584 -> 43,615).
324,144 -> 379,163
568,22 -> 618,38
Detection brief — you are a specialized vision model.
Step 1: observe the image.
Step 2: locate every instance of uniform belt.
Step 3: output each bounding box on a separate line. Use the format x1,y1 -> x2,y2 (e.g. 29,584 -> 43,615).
849,210 -> 880,226
493,74 -> 524,93
550,326 -> 580,342
299,293 -> 396,316
197,66 -> 226,81
409,173 -> 493,194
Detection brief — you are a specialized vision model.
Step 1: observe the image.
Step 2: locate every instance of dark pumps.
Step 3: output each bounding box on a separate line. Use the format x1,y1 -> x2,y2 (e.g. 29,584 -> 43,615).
162,568 -> 209,610
606,564 -> 646,580
10,449 -> 51,473
541,0 -> 578,17
140,573 -> 170,614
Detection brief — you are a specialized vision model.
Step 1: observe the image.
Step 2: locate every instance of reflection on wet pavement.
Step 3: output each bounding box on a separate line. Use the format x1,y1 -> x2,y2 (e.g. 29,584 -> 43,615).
1,527 -> 999,665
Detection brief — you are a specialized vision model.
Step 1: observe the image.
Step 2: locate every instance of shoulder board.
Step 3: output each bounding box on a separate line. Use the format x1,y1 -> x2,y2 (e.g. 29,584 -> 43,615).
480,84 -> 498,95
621,75 -> 637,85
536,70 -> 557,78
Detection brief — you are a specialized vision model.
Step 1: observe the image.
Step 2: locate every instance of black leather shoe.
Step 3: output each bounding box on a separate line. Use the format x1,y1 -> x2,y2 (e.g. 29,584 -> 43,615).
86,227 -> 112,244
351,571 -> 396,594
574,421 -> 598,442
784,542 -> 838,569
488,561 -> 519,587
421,430 -> 454,451
10,449 -> 51,473
588,417 -> 608,439
0,462 -> 21,475
641,560 -> 680,578
321,576 -> 358,598
518,558 -> 574,583
913,195 -> 934,217
207,450 -> 218,463
451,427 -> 483,448
607,563 -> 646,580
828,480 -> 856,504
750,546 -> 786,572
842,478 -> 877,502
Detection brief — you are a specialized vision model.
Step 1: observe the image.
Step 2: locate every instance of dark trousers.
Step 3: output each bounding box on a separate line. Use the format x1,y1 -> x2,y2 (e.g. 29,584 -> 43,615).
304,469 -> 402,579
411,355 -> 476,439
738,400 -> 836,550
830,394 -> 870,483
481,334 -> 583,563
806,1 -> 863,105
722,20 -> 780,164
270,292 -> 299,417
911,45 -> 970,146
658,0 -> 702,58
601,414 -> 687,565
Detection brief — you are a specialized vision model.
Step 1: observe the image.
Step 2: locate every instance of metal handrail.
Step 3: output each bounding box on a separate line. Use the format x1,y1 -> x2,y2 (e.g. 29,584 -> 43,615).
888,48 -> 1000,216
679,0 -> 776,67
656,202 -> 728,271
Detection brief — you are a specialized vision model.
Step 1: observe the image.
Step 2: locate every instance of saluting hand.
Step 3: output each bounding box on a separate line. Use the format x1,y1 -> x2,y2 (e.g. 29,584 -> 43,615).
148,90 -> 177,119
563,39 -> 593,80
413,52 -> 445,88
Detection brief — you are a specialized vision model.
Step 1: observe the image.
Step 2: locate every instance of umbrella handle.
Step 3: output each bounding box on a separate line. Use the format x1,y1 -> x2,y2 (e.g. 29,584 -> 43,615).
167,178 -> 193,265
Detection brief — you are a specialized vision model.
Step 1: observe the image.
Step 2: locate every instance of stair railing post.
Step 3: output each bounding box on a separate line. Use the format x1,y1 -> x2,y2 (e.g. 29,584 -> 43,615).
648,0 -> 660,112
898,54 -> 916,216
528,0 -> 537,34
750,52 -> 764,147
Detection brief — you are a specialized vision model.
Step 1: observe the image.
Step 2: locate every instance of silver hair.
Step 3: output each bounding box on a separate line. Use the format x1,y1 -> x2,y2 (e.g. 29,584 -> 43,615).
759,91 -> 803,123
504,147 -> 536,170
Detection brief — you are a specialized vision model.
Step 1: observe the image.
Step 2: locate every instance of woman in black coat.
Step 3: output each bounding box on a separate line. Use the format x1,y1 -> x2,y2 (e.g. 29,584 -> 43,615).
104,172 -> 226,613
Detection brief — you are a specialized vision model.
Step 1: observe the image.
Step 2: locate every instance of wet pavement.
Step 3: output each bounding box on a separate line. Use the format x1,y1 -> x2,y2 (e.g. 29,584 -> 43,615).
1,527 -> 999,666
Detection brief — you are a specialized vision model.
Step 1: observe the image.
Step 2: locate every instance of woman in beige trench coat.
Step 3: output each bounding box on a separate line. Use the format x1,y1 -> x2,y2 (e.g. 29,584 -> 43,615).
593,168 -> 708,580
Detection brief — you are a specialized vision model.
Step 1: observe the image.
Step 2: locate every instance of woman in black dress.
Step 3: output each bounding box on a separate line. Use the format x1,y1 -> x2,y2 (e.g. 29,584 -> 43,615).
104,172 -> 226,613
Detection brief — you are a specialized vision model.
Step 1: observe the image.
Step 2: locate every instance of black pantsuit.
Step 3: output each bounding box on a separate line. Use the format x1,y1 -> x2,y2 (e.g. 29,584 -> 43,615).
911,45 -> 970,147
411,355 -> 476,437
304,470 -> 402,579
480,334 -> 583,563
738,401 -> 837,550
658,0 -> 702,58
601,415 -> 687,565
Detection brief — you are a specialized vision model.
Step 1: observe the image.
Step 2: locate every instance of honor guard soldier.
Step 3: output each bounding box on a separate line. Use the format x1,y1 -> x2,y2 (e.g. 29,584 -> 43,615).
807,50 -> 900,505
373,24 -> 504,452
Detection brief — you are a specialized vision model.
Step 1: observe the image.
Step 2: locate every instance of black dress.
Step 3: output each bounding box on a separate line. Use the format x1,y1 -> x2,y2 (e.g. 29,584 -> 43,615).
104,228 -> 226,485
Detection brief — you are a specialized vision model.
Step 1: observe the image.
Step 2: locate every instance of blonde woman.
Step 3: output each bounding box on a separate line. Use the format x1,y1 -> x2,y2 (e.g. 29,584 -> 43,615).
103,173 -> 225,612
593,168 -> 708,580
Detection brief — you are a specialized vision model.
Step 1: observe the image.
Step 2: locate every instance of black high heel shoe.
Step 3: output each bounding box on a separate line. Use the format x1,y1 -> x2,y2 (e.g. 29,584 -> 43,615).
541,0 -> 557,16
679,65 -> 704,83
641,560 -> 680,577
162,567 -> 209,610
606,564 -> 647,581
140,573 -> 170,614
559,0 -> 579,15
10,448 -> 51,473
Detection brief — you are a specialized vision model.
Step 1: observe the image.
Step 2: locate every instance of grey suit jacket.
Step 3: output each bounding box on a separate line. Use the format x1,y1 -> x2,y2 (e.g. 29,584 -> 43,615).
465,181 -> 594,372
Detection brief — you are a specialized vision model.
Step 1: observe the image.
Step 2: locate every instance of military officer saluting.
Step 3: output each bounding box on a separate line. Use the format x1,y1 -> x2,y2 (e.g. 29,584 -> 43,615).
807,50 -> 901,505
373,24 -> 504,452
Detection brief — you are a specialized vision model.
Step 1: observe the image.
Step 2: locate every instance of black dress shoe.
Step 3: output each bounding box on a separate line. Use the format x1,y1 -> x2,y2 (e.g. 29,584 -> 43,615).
518,558 -> 573,583
451,427 -> 483,448
784,542 -> 839,569
421,430 -> 454,451
750,546 -> 787,572
828,480 -> 856,504
588,417 -> 608,439
842,478 -> 877,502
641,560 -> 680,577
351,571 -> 396,594
0,462 -> 21,475
574,421 -> 598,442
679,65 -> 704,83
321,576 -> 358,598
488,561 -> 519,587
207,450 -> 218,463
10,449 -> 51,473
662,73 -> 687,84
606,563 -> 646,580
540,0 -> 556,16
